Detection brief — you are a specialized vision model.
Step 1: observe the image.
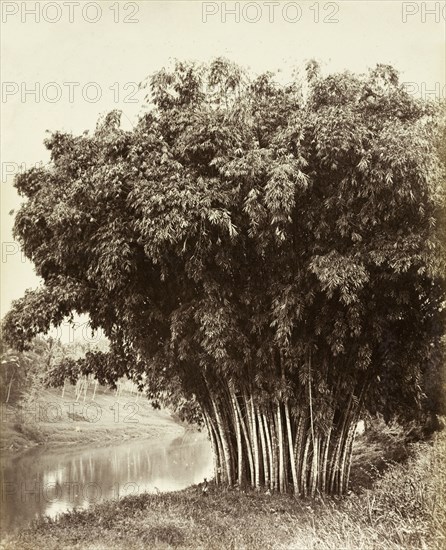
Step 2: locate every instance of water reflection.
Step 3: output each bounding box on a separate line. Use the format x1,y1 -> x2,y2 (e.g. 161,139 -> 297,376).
1,431 -> 213,536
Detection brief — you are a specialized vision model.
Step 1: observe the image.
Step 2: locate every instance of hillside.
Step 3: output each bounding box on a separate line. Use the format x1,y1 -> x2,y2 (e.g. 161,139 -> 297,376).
1,384 -> 183,452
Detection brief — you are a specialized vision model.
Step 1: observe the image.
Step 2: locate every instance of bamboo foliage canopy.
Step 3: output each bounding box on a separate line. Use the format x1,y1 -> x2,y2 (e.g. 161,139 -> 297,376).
3,59 -> 445,495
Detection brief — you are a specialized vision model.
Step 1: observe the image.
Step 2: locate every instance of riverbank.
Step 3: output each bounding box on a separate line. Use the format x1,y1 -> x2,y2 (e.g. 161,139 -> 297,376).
2,429 -> 444,550
0,386 -> 184,453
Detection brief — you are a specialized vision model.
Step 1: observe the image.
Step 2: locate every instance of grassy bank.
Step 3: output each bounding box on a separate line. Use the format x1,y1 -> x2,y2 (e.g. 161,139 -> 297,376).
2,430 -> 444,550
1,386 -> 183,452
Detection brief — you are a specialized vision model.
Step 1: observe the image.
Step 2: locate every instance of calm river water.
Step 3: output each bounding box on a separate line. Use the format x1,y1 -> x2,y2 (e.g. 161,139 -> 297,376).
0,431 -> 213,537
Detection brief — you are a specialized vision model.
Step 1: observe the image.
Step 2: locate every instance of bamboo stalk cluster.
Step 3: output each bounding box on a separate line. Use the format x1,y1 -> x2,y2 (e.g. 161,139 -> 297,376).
202,380 -> 363,497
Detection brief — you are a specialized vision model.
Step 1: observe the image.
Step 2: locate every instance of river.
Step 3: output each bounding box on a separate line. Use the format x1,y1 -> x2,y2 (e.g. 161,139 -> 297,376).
0,431 -> 213,537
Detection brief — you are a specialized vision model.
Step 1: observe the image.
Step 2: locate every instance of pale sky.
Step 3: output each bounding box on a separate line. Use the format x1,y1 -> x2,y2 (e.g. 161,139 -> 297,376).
1,0 -> 445,321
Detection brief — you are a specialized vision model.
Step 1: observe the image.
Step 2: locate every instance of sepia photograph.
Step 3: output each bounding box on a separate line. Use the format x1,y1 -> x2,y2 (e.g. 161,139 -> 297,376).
0,1 -> 445,548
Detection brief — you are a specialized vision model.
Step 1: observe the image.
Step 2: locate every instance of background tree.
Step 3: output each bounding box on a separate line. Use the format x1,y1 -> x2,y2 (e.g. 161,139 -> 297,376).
0,336 -> 63,405
3,59 -> 445,496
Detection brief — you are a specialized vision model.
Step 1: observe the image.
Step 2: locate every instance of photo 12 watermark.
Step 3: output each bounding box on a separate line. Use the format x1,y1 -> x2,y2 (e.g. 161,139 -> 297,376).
1,81 -> 140,105
1,160 -> 44,183
402,82 -> 446,100
1,1 -> 140,24
2,242 -> 28,264
1,400 -> 141,425
202,1 -> 340,24
1,480 -> 145,504
401,2 -> 445,22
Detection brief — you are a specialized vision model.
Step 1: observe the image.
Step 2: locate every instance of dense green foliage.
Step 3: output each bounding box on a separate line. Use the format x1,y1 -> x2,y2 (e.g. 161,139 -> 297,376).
2,59 -> 445,494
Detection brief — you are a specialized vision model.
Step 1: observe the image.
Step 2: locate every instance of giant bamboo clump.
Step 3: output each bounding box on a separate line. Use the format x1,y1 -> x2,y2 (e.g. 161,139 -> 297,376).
3,60 -> 445,497
201,378 -> 364,496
